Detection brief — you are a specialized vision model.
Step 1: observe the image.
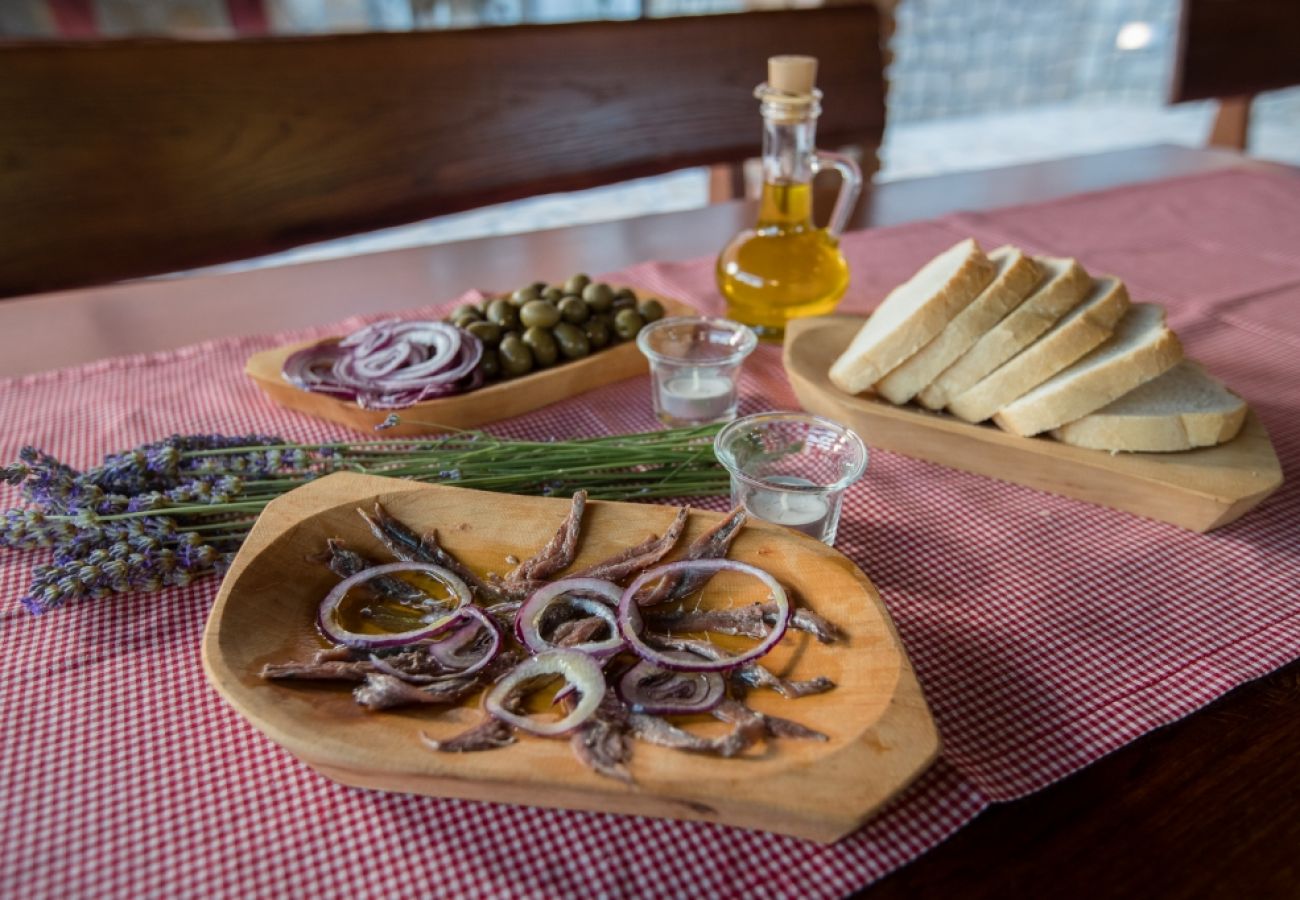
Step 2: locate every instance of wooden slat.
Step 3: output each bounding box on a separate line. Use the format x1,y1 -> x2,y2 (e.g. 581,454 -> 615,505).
1170,0 -> 1300,102
0,6 -> 885,297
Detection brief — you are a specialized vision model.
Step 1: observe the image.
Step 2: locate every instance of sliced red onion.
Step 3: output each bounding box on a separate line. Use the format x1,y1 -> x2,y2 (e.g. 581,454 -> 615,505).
318,561 -> 471,650
484,650 -> 606,737
618,560 -> 789,673
617,658 -> 725,715
514,578 -> 624,658
424,607 -> 500,679
366,607 -> 500,683
282,319 -> 483,410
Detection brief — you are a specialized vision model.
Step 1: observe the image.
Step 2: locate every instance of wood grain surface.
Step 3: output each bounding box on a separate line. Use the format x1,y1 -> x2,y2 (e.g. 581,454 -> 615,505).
245,295 -> 693,435
201,472 -> 940,843
783,315 -> 1284,532
0,5 -> 884,297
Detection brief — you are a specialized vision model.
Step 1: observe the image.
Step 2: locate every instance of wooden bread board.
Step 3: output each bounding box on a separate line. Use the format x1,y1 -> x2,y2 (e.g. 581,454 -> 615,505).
201,472 -> 940,844
784,315 -> 1283,533
245,294 -> 694,436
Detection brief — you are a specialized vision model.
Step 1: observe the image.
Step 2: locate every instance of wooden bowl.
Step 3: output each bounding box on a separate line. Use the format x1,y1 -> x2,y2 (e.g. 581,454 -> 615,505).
245,294 -> 695,436
784,315 -> 1284,532
201,472 -> 940,843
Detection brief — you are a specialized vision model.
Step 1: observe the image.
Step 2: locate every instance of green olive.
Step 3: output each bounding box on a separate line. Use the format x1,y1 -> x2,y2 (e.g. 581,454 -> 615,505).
520,300 -> 562,329
522,326 -> 559,368
637,298 -> 666,322
582,282 -> 614,309
564,273 -> 591,295
614,287 -> 637,302
530,281 -> 547,293
558,296 -> 590,325
611,295 -> 636,312
487,298 -> 520,329
553,322 -> 591,360
466,320 -> 502,345
614,309 -> 646,341
584,317 -> 612,349
478,348 -> 501,379
498,335 -> 533,377
511,285 -> 541,307
452,304 -> 483,322
541,286 -> 564,302
452,313 -> 480,330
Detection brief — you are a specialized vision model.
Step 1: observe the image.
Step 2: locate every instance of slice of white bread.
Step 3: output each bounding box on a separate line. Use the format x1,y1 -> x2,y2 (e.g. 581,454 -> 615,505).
1050,361 -> 1247,452
994,303 -> 1183,436
829,239 -> 996,395
875,246 -> 1042,405
947,276 -> 1131,423
916,256 -> 1092,410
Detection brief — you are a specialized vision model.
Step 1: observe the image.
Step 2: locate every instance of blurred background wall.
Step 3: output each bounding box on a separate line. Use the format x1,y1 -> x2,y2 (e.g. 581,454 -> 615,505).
4,0 -> 1297,262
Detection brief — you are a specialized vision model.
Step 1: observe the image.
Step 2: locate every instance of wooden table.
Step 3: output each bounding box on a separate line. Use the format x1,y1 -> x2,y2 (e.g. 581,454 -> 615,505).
3,144 -> 1297,897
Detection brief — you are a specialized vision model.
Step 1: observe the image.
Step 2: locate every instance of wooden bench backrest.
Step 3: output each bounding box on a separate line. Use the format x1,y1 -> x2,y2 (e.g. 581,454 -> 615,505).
0,5 -> 885,297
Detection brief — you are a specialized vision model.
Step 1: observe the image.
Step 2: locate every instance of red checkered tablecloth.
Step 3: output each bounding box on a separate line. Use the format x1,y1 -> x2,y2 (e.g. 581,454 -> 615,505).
2,169 -> 1299,898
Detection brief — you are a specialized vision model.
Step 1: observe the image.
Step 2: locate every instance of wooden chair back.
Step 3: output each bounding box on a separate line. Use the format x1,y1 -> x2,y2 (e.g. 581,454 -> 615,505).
1170,0 -> 1300,149
0,5 -> 886,298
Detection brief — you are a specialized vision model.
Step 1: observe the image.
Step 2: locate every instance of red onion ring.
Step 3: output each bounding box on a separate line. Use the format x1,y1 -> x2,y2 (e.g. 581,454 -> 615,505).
514,578 -> 624,658
318,561 -> 471,650
484,650 -> 606,737
366,606 -> 500,682
618,560 -> 790,672
282,319 -> 484,410
617,657 -> 725,715
424,607 -> 500,678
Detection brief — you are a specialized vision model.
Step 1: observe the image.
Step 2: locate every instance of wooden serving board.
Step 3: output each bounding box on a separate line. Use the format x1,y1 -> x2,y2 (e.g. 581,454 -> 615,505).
245,294 -> 694,436
784,315 -> 1284,533
201,472 -> 940,844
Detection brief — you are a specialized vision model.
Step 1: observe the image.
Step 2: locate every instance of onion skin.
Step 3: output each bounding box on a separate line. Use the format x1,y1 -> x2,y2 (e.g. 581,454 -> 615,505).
318,561 -> 472,650
484,649 -> 607,737
618,559 -> 790,673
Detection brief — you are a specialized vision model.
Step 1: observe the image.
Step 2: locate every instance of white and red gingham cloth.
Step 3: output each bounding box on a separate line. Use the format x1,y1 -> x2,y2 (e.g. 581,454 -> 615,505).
2,169 -> 1299,898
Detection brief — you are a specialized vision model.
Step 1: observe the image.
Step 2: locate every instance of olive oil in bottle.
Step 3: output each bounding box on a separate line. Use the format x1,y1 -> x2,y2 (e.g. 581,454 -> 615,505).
717,56 -> 862,340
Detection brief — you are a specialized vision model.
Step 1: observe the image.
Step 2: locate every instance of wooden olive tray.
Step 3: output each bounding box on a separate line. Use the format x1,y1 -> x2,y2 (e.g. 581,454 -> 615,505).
201,472 -> 940,844
245,294 -> 694,436
784,315 -> 1284,533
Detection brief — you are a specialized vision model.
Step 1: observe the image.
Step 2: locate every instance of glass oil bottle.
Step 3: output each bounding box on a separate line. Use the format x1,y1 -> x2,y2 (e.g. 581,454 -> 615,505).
716,55 -> 863,340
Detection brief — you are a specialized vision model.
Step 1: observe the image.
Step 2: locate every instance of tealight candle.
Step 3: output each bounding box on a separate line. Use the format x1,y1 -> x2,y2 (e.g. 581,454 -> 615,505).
660,370 -> 735,423
637,316 -> 757,427
746,480 -> 831,538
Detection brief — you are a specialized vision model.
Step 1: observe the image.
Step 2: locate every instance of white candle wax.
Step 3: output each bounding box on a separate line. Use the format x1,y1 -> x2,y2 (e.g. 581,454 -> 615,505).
746,488 -> 830,536
659,370 -> 734,422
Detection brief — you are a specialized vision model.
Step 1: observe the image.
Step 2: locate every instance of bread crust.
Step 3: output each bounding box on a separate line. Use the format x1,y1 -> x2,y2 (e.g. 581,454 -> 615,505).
876,247 -> 1042,405
948,277 -> 1130,423
995,310 -> 1184,437
829,239 -> 995,395
917,257 -> 1091,410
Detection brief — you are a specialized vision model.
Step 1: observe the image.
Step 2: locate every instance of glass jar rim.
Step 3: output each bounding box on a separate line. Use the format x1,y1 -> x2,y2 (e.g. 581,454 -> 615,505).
636,316 -> 758,367
713,411 -> 868,493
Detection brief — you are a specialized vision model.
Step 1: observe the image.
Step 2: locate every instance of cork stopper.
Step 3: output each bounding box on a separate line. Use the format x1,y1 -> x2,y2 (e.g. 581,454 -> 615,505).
767,55 -> 818,95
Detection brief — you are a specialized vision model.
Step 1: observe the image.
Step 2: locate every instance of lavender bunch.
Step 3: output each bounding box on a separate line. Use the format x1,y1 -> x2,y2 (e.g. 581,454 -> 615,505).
1,425 -> 728,615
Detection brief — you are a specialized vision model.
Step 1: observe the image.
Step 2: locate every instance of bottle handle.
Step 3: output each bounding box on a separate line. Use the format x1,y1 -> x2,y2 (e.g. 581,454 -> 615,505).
812,150 -> 863,240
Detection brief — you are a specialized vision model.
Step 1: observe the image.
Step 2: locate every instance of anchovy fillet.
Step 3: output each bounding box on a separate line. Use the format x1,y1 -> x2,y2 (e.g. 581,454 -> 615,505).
570,693 -> 634,783
569,506 -> 689,583
713,698 -> 827,741
635,506 -> 747,606
423,716 -> 517,753
507,491 -> 587,584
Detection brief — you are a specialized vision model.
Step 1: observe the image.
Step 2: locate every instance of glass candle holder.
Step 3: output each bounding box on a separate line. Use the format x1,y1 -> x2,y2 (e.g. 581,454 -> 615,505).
713,412 -> 868,545
637,316 -> 757,426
